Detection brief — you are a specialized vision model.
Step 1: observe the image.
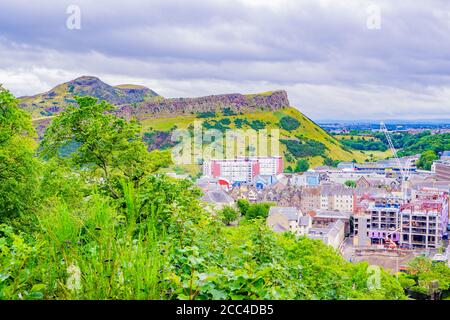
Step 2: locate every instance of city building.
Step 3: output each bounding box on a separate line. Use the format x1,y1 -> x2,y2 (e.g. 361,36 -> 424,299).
337,162 -> 355,171
308,220 -> 346,250
203,156 -> 283,183
299,187 -> 321,214
320,185 -> 354,212
267,207 -> 312,236
353,214 -> 371,246
309,210 -> 352,235
440,151 -> 450,161
290,171 -> 320,187
353,156 -> 418,175
367,202 -> 401,245
356,190 -> 449,249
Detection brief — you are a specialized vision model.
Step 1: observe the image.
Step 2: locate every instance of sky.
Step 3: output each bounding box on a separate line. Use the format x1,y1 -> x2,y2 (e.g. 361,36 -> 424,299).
1,0 -> 450,120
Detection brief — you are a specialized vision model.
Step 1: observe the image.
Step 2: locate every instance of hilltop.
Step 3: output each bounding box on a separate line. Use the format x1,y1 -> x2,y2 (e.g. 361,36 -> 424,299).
19,76 -> 159,118
18,76 -> 371,172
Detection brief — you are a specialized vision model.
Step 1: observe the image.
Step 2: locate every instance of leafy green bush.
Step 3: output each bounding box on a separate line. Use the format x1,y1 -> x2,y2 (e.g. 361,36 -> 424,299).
295,159 -> 310,172
219,206 -> 239,226
323,157 -> 340,167
417,150 -> 438,170
202,120 -> 231,132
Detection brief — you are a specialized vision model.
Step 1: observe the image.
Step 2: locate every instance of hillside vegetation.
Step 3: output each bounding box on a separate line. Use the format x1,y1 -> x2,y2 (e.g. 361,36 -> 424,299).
140,107 -> 371,173
20,76 -> 376,175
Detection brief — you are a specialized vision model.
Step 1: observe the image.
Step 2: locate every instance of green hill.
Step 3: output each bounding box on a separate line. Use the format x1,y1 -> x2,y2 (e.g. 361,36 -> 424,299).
19,76 -> 158,119
19,76 -> 372,174
140,107 -> 369,175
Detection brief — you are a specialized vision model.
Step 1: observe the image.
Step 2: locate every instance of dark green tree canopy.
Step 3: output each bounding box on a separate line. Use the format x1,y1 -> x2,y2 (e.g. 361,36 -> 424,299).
0,88 -> 38,222
40,96 -> 171,196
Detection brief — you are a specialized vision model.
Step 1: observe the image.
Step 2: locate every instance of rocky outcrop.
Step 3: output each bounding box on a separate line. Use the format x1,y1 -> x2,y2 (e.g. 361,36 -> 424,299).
116,90 -> 290,119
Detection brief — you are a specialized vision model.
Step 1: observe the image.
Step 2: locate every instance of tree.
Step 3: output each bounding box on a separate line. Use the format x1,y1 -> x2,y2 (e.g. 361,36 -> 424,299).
245,203 -> 271,220
323,157 -> 340,167
219,205 -> 239,226
295,159 -> 310,172
401,256 -> 450,295
345,180 -> 356,188
417,150 -> 438,171
236,199 -> 250,216
40,96 -> 171,197
0,87 -> 39,223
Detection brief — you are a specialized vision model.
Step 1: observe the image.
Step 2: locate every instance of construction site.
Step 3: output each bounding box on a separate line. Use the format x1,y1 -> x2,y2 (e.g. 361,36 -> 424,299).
346,123 -> 450,271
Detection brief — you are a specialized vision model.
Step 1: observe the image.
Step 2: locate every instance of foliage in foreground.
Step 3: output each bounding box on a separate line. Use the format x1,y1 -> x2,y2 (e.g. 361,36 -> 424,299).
0,90 -> 408,300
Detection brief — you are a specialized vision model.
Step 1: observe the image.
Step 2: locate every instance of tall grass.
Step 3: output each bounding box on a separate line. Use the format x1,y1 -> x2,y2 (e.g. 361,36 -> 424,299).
7,183 -> 170,300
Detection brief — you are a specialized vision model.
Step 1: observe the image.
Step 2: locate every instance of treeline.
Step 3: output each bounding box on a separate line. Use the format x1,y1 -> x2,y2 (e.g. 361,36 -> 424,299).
373,131 -> 449,156
341,138 -> 388,151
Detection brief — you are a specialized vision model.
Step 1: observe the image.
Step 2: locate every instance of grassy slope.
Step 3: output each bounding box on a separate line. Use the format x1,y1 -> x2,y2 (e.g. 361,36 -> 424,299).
140,107 -> 380,174
21,83 -> 71,119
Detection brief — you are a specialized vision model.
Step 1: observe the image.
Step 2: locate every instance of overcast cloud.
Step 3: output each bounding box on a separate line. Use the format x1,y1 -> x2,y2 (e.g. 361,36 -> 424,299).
1,0 -> 450,120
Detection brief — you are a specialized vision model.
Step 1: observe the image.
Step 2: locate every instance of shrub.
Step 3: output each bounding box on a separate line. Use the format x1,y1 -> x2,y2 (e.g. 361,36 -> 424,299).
295,159 -> 310,172
280,139 -> 326,158
279,116 -> 300,131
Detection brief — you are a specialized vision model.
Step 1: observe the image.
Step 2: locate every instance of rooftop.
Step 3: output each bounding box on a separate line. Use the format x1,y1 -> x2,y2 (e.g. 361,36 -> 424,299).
201,189 -> 234,204
268,206 -> 300,221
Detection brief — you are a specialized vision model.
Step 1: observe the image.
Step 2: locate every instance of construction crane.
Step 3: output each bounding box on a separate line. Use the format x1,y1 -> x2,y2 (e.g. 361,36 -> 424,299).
380,122 -> 410,203
380,122 -> 411,251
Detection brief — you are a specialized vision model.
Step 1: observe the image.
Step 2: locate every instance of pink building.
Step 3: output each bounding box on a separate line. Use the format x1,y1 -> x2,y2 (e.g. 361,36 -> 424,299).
203,156 -> 283,183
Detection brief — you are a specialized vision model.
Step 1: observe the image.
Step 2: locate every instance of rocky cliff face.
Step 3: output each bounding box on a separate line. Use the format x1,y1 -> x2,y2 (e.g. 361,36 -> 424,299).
116,90 -> 290,119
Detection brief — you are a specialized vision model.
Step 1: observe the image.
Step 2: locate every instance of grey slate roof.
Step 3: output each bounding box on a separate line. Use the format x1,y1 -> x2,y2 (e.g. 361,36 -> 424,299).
268,206 -> 299,221
299,216 -> 312,226
201,189 -> 234,204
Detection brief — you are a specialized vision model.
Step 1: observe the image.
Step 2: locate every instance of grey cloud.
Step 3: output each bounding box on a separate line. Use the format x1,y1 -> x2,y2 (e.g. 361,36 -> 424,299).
0,0 -> 450,119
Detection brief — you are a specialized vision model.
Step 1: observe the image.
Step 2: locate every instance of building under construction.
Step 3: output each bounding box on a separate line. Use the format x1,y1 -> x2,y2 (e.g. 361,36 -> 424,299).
399,189 -> 448,249
355,189 -> 449,249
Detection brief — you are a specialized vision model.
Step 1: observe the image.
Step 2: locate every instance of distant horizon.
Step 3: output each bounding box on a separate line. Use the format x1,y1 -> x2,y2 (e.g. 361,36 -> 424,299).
315,118 -> 450,124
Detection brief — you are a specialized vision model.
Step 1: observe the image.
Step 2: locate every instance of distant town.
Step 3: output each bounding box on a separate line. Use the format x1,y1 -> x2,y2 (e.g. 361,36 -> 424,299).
319,121 -> 450,135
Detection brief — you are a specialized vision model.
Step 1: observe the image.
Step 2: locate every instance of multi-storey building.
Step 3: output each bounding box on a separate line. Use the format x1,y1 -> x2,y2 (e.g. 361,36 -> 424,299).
399,188 -> 448,249
358,190 -> 449,249
299,187 -> 321,214
203,156 -> 283,183
353,214 -> 371,246
320,185 -> 354,212
367,203 -> 401,245
399,206 -> 442,249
